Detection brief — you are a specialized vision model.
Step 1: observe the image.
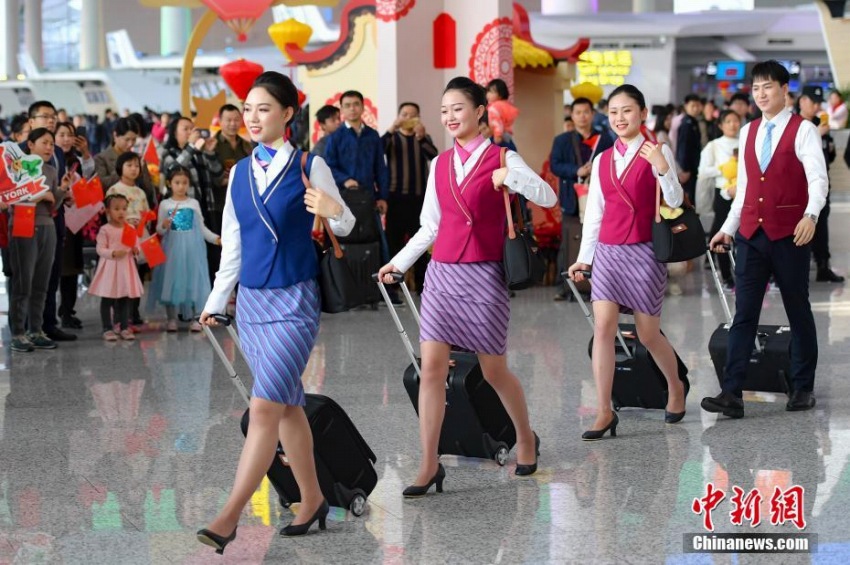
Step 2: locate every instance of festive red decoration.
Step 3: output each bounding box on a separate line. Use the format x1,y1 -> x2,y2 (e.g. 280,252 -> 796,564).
72,176 -> 104,209
469,18 -> 514,99
12,203 -> 36,238
121,223 -> 138,248
512,3 -> 589,63
200,0 -> 274,42
140,236 -> 167,269
220,59 -> 265,101
433,13 -> 456,69
143,137 -> 159,166
376,0 -> 416,22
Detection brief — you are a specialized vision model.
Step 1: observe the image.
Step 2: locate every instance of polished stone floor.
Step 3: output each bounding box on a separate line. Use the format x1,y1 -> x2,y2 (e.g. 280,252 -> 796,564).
2,201 -> 850,565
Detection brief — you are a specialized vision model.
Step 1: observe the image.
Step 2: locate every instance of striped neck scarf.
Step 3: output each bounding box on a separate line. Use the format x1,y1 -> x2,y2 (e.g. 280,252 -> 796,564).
255,144 -> 278,170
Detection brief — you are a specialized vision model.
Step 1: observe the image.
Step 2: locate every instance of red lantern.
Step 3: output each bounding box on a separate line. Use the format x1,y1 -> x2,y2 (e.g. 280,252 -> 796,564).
220,59 -> 264,100
201,0 -> 274,42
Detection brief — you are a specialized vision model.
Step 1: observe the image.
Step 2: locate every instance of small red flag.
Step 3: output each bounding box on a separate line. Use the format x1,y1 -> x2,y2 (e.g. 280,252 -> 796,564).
12,203 -> 36,238
139,235 -> 166,268
136,209 -> 157,237
121,222 -> 138,248
72,176 -> 104,208
143,138 -> 160,167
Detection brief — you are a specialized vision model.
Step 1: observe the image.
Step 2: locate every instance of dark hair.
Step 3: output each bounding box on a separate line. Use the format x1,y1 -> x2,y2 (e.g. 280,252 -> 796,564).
113,117 -> 141,141
684,93 -> 702,104
11,114 -> 29,135
316,104 -> 340,124
751,60 -> 790,86
251,71 -> 300,127
570,97 -> 594,111
129,112 -> 149,138
219,103 -> 240,116
56,121 -> 76,135
829,89 -> 844,101
166,164 -> 192,184
104,193 -> 129,209
597,98 -> 608,110
486,78 -> 510,101
704,99 -> 716,107
28,100 -> 56,118
339,90 -> 364,104
653,109 -> 671,133
164,116 -> 193,150
729,92 -> 749,105
608,84 -> 646,110
718,109 -> 740,125
443,76 -> 488,117
115,151 -> 142,179
26,127 -> 54,147
398,102 -> 420,114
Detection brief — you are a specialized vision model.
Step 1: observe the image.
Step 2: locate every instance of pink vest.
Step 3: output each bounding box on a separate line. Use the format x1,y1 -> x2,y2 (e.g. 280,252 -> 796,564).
431,144 -> 506,263
740,114 -> 808,241
598,147 -> 657,245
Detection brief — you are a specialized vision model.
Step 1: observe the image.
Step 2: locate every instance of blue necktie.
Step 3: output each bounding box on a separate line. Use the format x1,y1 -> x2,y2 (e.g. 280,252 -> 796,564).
759,121 -> 775,172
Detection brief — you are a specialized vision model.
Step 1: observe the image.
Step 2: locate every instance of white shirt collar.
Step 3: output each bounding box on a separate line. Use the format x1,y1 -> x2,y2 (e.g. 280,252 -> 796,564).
251,140 -> 295,189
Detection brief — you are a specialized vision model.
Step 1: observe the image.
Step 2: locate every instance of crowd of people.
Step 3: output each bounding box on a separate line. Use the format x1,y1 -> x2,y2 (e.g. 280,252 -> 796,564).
0,61 -> 847,551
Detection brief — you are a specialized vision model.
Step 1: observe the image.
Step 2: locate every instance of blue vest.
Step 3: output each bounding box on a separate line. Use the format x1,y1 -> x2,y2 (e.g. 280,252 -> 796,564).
231,151 -> 317,289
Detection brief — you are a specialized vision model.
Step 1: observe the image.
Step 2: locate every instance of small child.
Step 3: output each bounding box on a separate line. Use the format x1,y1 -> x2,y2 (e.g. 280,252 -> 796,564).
485,78 -> 520,146
106,151 -> 152,326
148,166 -> 220,332
88,194 -> 144,341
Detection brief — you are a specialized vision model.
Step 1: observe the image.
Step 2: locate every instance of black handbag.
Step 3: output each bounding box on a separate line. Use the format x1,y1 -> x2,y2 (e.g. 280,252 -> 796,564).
651,181 -> 706,263
501,150 -> 545,290
300,154 -> 363,313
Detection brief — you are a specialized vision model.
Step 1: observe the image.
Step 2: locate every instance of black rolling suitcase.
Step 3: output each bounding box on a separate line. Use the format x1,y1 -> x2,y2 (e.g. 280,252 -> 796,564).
340,241 -> 382,308
563,273 -> 690,411
338,188 -> 380,244
559,216 -> 590,299
203,316 -> 377,516
706,251 -> 792,394
375,274 -> 517,465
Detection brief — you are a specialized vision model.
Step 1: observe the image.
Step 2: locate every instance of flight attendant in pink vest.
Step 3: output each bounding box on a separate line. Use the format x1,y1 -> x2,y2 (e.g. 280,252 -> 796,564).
567,84 -> 687,440
378,77 -> 556,494
704,60 -> 828,418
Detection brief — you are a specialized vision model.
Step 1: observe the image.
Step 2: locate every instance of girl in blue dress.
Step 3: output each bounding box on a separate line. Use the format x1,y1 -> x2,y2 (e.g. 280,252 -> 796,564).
147,166 -> 220,332
196,72 -> 354,553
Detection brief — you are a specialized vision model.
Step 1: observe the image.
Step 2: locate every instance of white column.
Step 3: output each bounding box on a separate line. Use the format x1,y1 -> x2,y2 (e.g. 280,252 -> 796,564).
79,0 -> 104,70
160,6 -> 190,56
541,0 -> 597,15
633,0 -> 655,12
0,0 -> 19,79
24,0 -> 41,69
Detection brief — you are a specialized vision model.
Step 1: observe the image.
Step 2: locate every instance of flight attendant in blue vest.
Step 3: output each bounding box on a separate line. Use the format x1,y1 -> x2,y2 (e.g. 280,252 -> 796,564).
196,72 -> 355,553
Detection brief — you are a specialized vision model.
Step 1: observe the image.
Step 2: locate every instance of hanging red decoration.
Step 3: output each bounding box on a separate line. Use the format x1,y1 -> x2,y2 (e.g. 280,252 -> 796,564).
200,0 -> 274,42
220,59 -> 265,100
433,13 -> 456,69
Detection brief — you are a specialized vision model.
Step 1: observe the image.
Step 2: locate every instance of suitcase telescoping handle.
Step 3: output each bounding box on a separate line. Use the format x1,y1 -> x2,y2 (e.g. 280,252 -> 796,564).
561,270 -> 633,359
372,273 -> 423,379
706,245 -> 762,353
200,314 -> 252,406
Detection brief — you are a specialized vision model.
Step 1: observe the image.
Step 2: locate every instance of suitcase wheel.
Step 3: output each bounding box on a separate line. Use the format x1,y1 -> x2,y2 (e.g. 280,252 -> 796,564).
494,444 -> 510,467
349,492 -> 367,517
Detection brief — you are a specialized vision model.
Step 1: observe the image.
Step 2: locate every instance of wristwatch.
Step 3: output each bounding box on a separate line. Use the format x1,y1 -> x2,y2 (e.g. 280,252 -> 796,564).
805,213 -> 818,224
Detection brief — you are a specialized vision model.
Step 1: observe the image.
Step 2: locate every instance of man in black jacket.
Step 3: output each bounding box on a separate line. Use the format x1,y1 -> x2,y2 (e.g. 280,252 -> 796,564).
676,94 -> 703,203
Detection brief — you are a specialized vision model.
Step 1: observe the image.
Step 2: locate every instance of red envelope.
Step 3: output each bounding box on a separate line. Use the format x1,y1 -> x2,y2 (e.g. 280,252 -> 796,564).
139,235 -> 166,268
72,176 -> 104,208
121,222 -> 138,248
12,203 -> 36,238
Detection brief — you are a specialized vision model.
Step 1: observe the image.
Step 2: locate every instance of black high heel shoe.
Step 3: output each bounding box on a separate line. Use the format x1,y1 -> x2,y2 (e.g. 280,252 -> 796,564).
665,378 -> 689,424
582,413 -> 619,441
280,499 -> 329,537
515,432 -> 541,476
402,463 -> 446,498
196,526 -> 238,554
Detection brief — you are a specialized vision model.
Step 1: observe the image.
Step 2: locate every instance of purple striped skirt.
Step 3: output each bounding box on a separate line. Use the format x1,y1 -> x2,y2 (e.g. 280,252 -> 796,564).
591,242 -> 667,317
235,281 -> 320,406
420,261 -> 510,355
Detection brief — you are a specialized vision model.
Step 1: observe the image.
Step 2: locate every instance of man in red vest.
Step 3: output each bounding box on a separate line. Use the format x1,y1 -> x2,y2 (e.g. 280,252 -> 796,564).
703,60 -> 828,418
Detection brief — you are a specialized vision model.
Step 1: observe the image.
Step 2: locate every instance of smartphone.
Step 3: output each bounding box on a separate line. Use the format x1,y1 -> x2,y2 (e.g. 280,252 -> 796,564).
76,125 -> 87,138
198,129 -> 211,139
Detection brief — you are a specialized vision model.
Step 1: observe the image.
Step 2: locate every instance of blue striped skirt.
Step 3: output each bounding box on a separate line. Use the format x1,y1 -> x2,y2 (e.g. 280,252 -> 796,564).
235,281 -> 320,406
591,242 -> 667,317
420,261 -> 510,355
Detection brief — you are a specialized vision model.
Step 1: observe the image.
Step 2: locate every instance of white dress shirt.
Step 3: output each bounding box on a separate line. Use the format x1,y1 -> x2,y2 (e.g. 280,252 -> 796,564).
577,138 -> 683,265
719,108 -> 828,237
204,142 -> 356,315
698,135 -> 739,200
390,139 -> 557,273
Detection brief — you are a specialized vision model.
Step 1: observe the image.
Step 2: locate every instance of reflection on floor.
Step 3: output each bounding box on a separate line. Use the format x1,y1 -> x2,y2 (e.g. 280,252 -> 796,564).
2,202 -> 850,564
